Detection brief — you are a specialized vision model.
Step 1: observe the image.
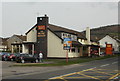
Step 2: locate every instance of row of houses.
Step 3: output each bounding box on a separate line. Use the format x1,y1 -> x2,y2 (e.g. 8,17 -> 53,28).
0,35 -> 26,52
0,15 -> 119,58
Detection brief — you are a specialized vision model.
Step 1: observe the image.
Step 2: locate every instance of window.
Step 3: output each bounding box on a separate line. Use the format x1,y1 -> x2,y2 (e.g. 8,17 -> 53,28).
72,48 -> 75,52
68,34 -> 71,38
78,48 -> 80,53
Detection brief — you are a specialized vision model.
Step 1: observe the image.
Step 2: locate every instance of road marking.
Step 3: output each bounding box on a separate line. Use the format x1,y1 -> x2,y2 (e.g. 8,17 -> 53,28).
78,73 -> 103,81
100,64 -> 110,67
59,77 -> 68,81
46,68 -> 118,81
64,76 -> 87,79
49,68 -> 95,79
112,62 -> 118,64
92,69 -> 113,75
106,73 -> 120,81
49,72 -> 77,79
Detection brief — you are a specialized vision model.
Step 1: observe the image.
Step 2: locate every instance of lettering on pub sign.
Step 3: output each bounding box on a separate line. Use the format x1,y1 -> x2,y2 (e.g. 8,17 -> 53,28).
37,25 -> 46,37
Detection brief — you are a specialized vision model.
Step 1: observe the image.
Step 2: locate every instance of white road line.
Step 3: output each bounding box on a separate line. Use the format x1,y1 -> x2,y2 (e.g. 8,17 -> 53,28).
112,62 -> 118,64
100,64 -> 110,67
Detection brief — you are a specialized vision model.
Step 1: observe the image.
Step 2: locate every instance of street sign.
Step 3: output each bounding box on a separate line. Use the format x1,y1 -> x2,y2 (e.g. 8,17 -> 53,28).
63,38 -> 72,50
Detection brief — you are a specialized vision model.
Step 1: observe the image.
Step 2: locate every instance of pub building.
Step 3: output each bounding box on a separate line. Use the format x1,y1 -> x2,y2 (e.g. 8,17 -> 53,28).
11,15 -> 100,58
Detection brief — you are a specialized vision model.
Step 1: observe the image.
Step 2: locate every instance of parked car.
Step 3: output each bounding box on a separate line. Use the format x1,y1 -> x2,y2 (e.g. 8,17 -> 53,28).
0,52 -> 8,56
113,51 -> 120,55
7,53 -> 20,61
2,53 -> 10,61
0,52 -> 8,60
100,52 -> 106,56
91,50 -> 99,57
15,53 -> 39,63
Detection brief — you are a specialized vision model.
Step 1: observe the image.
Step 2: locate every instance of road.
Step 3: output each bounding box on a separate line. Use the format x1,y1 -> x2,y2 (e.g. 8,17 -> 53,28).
2,56 -> 120,81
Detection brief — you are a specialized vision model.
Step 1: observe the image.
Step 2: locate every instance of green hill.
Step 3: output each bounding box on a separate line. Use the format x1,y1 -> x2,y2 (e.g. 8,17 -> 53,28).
81,24 -> 120,41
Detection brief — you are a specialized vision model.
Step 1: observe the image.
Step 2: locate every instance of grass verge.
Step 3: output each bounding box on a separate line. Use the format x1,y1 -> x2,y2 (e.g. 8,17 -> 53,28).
12,54 -> 119,67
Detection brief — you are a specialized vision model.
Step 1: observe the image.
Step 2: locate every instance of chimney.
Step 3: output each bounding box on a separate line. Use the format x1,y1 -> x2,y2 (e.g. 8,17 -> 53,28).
35,14 -> 49,59
86,27 -> 90,44
37,14 -> 49,26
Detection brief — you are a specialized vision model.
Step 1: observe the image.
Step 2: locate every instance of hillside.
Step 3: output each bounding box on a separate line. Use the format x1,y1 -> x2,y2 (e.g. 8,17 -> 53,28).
81,24 -> 120,42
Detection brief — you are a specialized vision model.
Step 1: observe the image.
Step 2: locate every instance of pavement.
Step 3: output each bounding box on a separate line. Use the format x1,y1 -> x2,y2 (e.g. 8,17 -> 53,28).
1,56 -> 120,81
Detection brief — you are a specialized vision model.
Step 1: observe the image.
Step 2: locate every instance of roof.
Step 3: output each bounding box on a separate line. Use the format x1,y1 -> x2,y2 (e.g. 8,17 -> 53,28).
48,28 -> 63,41
48,24 -> 86,39
1,38 -> 9,45
105,35 -> 120,43
26,24 -> 37,35
72,41 -> 82,47
107,35 -> 120,43
95,34 -> 120,43
26,24 -> 87,40
14,35 -> 26,41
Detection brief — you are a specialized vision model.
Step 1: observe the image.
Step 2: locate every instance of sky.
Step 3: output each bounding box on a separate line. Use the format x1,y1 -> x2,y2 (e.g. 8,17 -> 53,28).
0,0 -> 119,38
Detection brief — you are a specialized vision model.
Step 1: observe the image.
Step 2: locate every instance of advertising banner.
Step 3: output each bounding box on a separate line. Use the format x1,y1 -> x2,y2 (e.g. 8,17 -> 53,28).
63,38 -> 72,50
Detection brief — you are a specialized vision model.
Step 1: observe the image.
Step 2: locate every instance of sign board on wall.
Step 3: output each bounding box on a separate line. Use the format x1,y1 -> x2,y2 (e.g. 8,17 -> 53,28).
37,25 -> 46,30
37,25 -> 46,38
63,38 -> 72,50
106,44 -> 113,55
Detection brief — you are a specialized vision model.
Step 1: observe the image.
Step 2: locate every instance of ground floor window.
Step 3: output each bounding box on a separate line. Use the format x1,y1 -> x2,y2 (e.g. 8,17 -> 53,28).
71,47 -> 75,52
78,48 -> 80,53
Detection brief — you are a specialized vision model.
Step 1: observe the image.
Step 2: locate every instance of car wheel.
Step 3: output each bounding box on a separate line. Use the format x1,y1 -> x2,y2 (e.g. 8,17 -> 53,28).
16,61 -> 19,63
21,59 -> 25,63
35,59 -> 39,63
11,59 -> 13,61
4,58 -> 7,61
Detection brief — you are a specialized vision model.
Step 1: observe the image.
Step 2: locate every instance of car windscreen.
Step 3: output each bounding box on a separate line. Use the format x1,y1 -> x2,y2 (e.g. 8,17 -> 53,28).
20,54 -> 33,57
29,55 -> 33,57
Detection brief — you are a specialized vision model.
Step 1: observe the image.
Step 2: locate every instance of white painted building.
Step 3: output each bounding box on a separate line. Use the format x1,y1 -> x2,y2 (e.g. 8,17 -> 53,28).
99,35 -> 120,52
19,15 -> 85,58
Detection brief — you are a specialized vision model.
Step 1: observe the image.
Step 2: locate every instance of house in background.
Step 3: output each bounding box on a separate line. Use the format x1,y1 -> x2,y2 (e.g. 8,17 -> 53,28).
7,35 -> 26,53
0,37 -> 9,51
99,35 -> 120,52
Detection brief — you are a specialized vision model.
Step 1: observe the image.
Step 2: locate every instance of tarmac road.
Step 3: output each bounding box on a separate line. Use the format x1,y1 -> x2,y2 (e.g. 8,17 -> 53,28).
2,56 -> 120,81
